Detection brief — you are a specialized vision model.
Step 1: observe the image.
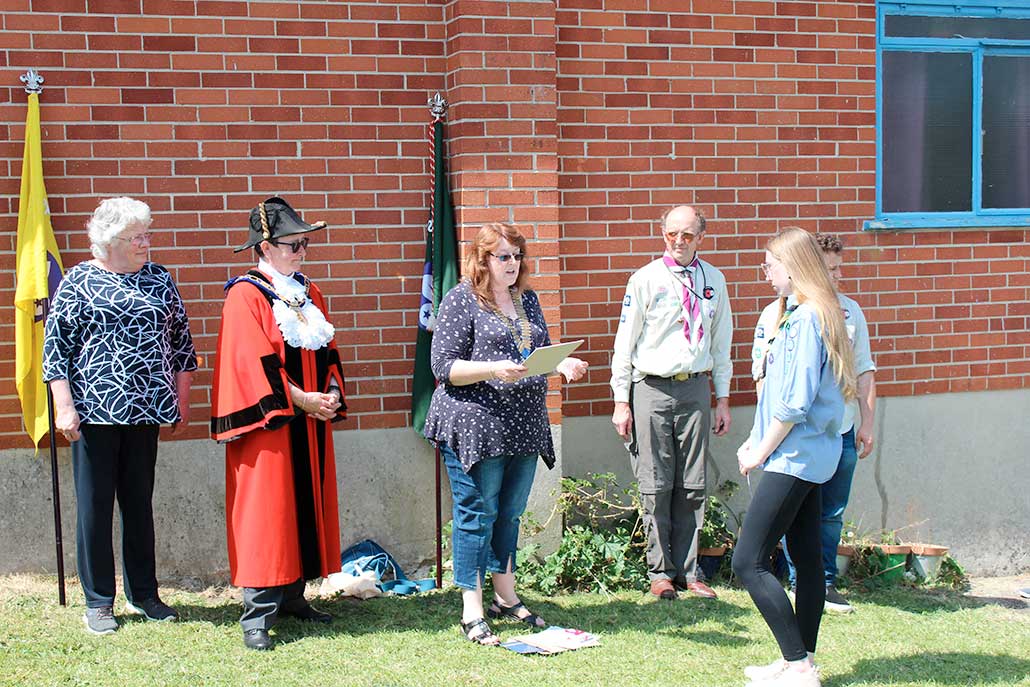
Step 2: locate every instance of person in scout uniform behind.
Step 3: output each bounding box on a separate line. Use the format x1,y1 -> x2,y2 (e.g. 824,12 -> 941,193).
751,232 -> 876,614
211,197 -> 347,651
610,205 -> 733,601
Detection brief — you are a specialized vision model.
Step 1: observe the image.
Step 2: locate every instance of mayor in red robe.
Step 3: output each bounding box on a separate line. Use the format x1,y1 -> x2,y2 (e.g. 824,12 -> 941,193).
211,197 -> 346,651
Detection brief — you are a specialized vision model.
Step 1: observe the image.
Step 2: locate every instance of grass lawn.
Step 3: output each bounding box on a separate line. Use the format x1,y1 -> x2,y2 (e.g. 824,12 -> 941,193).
1,574 -> 1027,687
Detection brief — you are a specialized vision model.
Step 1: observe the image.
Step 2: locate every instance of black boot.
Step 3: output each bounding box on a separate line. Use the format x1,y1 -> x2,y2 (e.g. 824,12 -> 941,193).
243,628 -> 273,651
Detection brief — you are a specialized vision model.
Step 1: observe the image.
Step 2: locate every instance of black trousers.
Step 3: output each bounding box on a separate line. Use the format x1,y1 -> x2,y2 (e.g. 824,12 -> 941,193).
72,423 -> 160,608
241,578 -> 306,632
731,470 -> 824,661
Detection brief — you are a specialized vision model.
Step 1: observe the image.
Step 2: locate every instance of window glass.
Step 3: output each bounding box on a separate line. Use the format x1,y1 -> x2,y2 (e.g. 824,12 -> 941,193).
885,15 -> 1030,40
982,55 -> 1030,209
882,51 -> 972,213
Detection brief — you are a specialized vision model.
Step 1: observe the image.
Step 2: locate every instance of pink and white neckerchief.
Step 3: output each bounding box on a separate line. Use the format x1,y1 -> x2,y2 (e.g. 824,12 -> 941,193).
662,253 -> 703,344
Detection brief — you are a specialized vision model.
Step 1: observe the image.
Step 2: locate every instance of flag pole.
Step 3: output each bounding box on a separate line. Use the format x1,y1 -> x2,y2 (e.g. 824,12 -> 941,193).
40,298 -> 66,606
428,92 -> 448,590
20,68 -> 66,606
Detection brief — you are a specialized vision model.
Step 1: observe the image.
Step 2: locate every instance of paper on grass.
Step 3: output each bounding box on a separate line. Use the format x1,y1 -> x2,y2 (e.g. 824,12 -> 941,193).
503,626 -> 600,655
522,340 -> 583,377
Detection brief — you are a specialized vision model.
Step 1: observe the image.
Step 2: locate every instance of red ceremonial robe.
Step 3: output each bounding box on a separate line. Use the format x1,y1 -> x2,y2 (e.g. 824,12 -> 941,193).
211,271 -> 345,588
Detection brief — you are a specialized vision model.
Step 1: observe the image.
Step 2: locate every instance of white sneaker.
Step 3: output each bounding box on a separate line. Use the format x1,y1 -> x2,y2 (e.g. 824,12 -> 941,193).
744,658 -> 787,681
745,663 -> 821,687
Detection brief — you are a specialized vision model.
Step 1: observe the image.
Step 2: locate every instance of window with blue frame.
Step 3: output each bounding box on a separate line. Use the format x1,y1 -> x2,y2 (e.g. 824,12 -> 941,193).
871,1 -> 1030,228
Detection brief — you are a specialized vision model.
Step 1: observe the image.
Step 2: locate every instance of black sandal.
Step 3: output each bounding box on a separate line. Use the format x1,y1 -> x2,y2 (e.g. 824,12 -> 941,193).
487,601 -> 546,628
460,617 -> 499,646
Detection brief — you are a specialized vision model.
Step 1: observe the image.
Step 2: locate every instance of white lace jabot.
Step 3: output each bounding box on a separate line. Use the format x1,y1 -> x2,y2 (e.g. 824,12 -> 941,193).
257,259 -> 335,350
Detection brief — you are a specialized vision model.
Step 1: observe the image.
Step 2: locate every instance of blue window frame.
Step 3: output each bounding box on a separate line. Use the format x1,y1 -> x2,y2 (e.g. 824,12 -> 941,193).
870,1 -> 1030,229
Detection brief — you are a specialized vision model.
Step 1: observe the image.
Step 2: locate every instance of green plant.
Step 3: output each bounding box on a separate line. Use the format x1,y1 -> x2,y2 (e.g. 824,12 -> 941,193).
518,473 -> 648,595
927,555 -> 969,591
700,480 -> 741,549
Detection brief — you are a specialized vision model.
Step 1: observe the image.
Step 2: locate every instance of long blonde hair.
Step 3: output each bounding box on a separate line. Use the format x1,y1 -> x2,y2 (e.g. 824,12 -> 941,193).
464,222 -> 532,309
767,227 -> 856,401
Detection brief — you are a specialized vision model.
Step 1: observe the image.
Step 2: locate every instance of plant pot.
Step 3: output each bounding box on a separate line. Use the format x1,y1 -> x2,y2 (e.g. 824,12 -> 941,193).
908,543 -> 949,581
699,546 -> 727,580
871,544 -> 911,584
836,544 -> 855,578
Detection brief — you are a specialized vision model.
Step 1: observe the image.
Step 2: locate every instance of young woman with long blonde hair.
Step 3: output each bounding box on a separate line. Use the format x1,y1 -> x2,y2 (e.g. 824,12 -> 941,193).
731,227 -> 856,687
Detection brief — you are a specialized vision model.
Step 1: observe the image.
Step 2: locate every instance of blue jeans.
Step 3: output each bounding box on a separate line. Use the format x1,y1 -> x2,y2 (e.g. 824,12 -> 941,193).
440,444 -> 538,590
785,428 -> 858,588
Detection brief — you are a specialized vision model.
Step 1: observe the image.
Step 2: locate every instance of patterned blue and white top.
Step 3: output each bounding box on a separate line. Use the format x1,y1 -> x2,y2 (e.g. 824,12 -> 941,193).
423,281 -> 555,472
42,261 -> 198,425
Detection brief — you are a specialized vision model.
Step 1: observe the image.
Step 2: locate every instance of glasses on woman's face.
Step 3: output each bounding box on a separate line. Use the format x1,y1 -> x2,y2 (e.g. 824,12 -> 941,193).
489,252 -> 524,263
761,260 -> 783,275
273,237 -> 310,254
114,232 -> 152,247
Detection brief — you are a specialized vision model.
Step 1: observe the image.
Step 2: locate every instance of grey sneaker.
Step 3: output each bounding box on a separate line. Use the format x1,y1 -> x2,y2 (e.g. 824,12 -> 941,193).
83,606 -> 118,635
125,597 -> 178,622
824,586 -> 854,614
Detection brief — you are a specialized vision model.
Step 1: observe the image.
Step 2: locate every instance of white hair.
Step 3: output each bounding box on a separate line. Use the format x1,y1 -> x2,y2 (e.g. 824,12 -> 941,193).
88,197 -> 152,259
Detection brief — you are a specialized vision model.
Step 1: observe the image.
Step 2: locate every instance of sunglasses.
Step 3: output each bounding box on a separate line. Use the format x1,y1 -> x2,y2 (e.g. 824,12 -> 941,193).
664,231 -> 698,243
272,237 -> 310,254
489,252 -> 524,263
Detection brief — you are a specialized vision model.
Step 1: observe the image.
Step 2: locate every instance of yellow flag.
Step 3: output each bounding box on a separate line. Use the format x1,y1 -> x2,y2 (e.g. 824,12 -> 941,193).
14,93 -> 64,448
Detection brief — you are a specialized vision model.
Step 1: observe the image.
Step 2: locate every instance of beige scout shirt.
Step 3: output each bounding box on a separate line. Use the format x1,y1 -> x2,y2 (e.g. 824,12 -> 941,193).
610,256 -> 733,403
751,293 -> 876,433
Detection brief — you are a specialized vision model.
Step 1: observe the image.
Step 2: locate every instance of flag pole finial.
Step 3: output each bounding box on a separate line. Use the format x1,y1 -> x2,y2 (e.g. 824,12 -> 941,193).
428,92 -> 448,120
20,69 -> 44,94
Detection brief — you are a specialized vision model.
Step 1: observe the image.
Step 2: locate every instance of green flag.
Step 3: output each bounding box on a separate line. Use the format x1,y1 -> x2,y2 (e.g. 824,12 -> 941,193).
412,119 -> 458,434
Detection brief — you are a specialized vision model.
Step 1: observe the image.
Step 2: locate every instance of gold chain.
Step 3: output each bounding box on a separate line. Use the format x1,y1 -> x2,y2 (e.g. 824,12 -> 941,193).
491,290 -> 533,360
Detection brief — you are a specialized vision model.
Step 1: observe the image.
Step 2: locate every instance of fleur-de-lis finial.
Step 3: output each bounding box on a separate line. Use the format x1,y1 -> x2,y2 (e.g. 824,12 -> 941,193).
428,92 -> 448,120
20,69 -> 44,94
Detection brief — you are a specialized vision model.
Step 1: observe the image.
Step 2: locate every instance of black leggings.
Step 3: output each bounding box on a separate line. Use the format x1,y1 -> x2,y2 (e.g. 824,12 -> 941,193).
731,471 -> 824,661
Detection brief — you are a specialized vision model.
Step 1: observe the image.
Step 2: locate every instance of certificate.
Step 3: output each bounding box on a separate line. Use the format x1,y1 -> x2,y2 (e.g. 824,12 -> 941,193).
522,340 -> 583,376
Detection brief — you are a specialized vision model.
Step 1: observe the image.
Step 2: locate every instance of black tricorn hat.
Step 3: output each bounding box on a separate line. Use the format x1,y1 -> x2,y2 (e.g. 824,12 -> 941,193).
234,196 -> 328,253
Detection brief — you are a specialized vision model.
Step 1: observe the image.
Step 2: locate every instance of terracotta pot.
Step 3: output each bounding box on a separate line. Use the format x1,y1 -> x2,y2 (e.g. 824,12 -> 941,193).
699,546 -> 728,580
836,544 -> 855,577
699,546 -> 727,557
908,543 -> 948,557
874,544 -> 911,555
908,543 -> 949,580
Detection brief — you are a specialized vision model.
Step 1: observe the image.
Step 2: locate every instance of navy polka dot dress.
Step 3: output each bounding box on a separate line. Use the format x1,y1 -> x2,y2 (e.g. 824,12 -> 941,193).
422,281 -> 555,472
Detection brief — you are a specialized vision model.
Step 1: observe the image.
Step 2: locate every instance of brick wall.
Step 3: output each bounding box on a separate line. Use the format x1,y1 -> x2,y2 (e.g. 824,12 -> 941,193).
553,0 -> 1029,416
0,0 -> 1027,449
0,0 -> 450,445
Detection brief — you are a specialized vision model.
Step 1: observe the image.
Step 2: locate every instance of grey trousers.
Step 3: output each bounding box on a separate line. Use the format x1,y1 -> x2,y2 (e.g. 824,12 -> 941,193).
241,578 -> 306,632
628,375 -> 710,583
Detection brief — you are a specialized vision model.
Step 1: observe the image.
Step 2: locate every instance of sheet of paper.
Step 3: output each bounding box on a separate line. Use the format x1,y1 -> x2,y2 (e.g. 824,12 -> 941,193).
521,340 -> 583,377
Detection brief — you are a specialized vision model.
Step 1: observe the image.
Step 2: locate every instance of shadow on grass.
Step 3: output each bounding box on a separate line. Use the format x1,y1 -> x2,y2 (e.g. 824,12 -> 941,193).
843,585 -> 1022,615
827,651 -> 1030,686
144,584 -> 752,649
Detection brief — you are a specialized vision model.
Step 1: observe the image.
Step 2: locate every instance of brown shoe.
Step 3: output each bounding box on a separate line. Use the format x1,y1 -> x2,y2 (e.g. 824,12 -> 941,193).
649,578 -> 678,600
685,581 -> 718,599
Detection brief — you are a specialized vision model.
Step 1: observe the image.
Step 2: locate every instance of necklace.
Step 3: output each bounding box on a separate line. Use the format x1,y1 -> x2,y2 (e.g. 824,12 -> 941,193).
491,289 -> 533,360
276,286 -> 309,324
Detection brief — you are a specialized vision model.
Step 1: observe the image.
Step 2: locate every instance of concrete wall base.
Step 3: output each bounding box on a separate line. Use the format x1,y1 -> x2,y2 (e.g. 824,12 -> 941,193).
561,388 -> 1030,576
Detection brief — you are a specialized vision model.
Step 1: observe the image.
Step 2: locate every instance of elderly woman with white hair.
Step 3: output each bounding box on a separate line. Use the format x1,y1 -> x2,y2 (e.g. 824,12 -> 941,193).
43,197 -> 197,636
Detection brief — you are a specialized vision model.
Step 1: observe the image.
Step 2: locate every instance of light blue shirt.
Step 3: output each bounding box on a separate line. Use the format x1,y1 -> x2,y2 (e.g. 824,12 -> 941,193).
749,302 -> 844,484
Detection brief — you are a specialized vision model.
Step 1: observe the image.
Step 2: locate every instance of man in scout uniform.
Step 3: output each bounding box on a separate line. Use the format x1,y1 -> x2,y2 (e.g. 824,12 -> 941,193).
611,205 -> 733,600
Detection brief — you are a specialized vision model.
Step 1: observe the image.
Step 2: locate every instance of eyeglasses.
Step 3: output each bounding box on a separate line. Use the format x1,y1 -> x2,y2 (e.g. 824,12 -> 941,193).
273,237 -> 310,254
489,252 -> 524,263
113,232 -> 152,247
761,262 -> 781,275
665,231 -> 698,243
